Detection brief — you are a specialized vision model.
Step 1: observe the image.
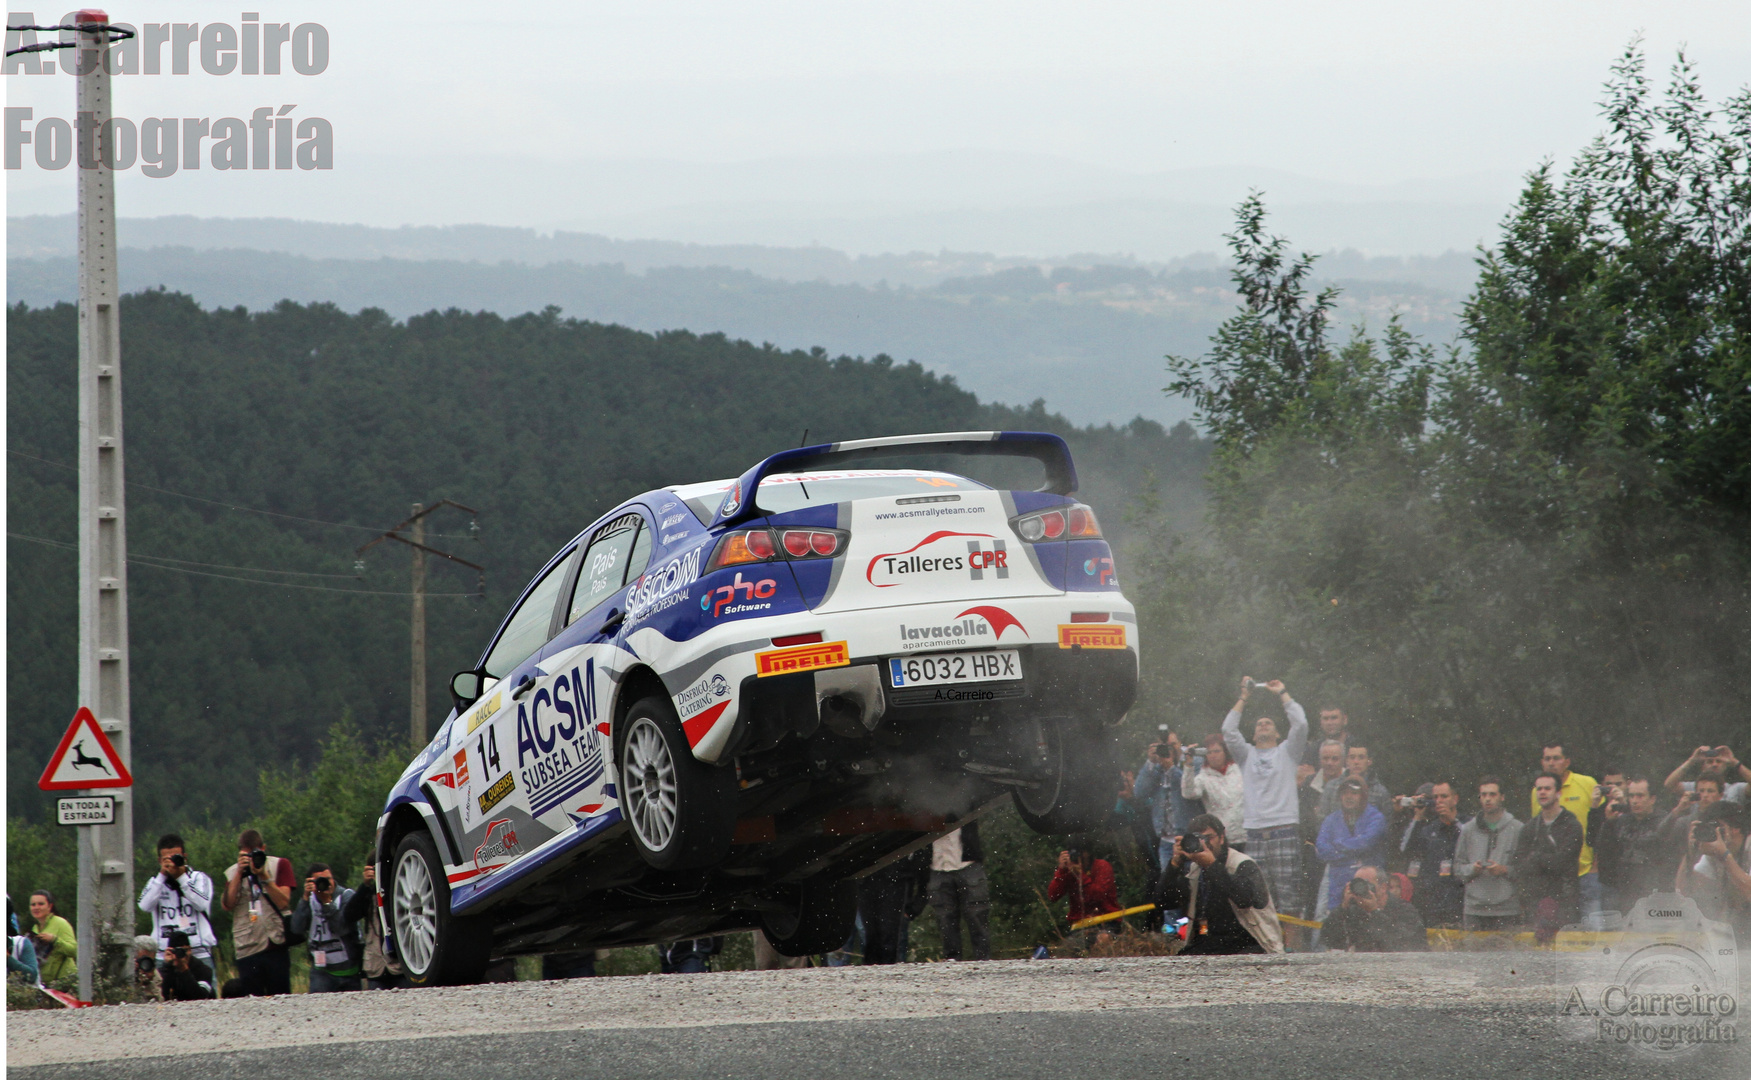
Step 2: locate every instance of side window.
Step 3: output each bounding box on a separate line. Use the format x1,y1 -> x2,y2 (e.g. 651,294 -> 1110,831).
483,552 -> 574,678
567,512 -> 645,625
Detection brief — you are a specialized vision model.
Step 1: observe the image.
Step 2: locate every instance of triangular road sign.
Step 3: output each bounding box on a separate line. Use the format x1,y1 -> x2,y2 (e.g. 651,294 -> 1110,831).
39,707 -> 132,791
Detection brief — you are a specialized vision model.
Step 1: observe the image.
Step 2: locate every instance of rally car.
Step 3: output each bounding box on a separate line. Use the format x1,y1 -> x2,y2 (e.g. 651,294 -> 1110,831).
376,431 -> 1137,984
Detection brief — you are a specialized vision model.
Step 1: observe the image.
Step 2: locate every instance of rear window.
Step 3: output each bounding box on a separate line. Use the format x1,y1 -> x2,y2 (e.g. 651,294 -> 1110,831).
676,470 -> 987,522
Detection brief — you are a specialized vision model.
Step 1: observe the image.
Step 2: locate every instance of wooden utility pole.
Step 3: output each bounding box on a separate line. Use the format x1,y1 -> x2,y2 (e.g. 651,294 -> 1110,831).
358,500 -> 483,747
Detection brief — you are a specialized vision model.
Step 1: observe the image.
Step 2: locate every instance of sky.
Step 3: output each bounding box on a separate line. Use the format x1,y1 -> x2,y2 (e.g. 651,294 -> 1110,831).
5,1 -> 1750,256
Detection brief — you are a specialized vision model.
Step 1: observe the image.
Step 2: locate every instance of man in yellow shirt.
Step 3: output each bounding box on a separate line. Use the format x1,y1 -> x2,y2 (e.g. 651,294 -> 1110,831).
1532,741 -> 1600,917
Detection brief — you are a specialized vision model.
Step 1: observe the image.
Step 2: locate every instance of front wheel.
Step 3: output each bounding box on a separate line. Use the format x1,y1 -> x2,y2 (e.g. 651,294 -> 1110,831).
390,830 -> 491,987
1011,717 -> 1114,835
619,695 -> 736,869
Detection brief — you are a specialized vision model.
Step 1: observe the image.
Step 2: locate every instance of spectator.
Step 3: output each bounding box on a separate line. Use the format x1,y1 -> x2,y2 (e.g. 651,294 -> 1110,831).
1402,781 -> 1466,928
137,833 -> 218,968
1674,802 -> 1751,939
1529,740 -> 1601,917
291,862 -> 361,991
1135,731 -> 1203,865
1298,739 -> 1348,919
1157,813 -> 1283,954
131,935 -> 161,1000
1302,706 -> 1352,767
221,828 -> 295,997
1048,845 -> 1121,929
9,900 -> 40,986
1657,771 -> 1726,849
543,951 -> 600,978
1516,773 -> 1584,944
342,853 -> 402,989
1319,744 -> 1392,819
659,937 -> 722,973
1315,776 -> 1388,920
1319,866 -> 1429,952
1664,746 -> 1750,804
1222,677 -> 1309,914
1180,733 -> 1244,847
1593,777 -> 1670,911
26,890 -> 76,990
858,847 -> 929,965
928,820 -> 991,962
159,930 -> 216,1001
1454,776 -> 1523,931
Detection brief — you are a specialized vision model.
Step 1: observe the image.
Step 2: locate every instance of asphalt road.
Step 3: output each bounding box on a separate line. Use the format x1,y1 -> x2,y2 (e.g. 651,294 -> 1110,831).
10,953 -> 1746,1079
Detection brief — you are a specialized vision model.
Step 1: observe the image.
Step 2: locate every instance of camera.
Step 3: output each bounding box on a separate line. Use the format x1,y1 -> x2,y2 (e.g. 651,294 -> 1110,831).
1396,795 -> 1428,809
1694,821 -> 1721,843
314,876 -> 333,892
169,853 -> 186,868
1180,833 -> 1203,854
1349,877 -> 1374,899
250,849 -> 267,869
135,955 -> 156,976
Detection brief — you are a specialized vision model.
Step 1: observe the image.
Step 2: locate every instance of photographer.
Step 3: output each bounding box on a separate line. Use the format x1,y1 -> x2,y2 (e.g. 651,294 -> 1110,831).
1222,677 -> 1308,914
1674,802 -> 1751,939
1319,867 -> 1428,952
1593,777 -> 1669,911
343,853 -> 403,988
1048,845 -> 1121,929
137,833 -> 218,967
290,862 -> 362,991
221,829 -> 296,996
25,890 -> 76,991
159,930 -> 216,1000
1663,745 -> 1750,803
1158,813 -> 1282,954
1401,781 -> 1465,928
1135,731 -> 1202,868
1180,733 -> 1244,846
131,935 -> 162,1000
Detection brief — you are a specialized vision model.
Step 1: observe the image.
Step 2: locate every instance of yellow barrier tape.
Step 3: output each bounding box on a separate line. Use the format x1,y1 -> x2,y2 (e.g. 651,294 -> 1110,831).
1069,903 -> 1156,931
1276,916 -> 1627,952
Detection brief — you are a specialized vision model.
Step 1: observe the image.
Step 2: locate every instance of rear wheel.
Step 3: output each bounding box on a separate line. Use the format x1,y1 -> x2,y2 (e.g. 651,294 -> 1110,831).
619,695 -> 736,869
759,877 -> 856,957
1011,716 -> 1114,834
391,830 -> 491,986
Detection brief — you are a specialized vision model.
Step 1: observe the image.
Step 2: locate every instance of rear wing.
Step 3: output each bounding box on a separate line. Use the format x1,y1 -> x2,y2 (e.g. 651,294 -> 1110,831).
709,430 -> 1077,529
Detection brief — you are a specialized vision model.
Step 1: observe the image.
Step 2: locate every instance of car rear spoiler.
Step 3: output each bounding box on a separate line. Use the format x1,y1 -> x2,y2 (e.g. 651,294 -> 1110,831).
709,430 -> 1078,529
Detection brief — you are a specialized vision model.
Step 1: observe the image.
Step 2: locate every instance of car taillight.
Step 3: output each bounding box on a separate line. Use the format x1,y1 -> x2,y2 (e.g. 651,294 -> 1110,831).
1013,503 -> 1101,542
709,527 -> 846,571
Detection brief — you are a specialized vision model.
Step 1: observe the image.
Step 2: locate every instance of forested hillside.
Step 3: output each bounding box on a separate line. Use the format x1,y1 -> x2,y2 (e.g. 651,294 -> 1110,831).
6,292 -> 1208,831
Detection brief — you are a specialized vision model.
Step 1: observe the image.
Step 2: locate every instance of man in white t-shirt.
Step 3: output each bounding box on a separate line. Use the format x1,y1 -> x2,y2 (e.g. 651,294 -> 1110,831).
136,833 -> 217,964
927,821 -> 990,961
1222,677 -> 1309,916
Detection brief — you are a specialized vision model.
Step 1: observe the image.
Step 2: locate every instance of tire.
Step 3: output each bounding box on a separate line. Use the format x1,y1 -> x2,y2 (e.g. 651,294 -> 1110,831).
1011,717 -> 1114,835
759,877 -> 856,957
619,694 -> 736,870
390,830 -> 492,987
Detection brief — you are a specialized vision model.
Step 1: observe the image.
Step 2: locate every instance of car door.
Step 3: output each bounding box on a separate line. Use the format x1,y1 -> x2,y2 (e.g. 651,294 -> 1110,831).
443,546 -> 578,887
526,509 -> 654,832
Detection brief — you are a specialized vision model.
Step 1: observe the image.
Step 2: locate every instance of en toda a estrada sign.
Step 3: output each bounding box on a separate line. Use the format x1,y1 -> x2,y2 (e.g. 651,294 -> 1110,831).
39,706 -> 132,792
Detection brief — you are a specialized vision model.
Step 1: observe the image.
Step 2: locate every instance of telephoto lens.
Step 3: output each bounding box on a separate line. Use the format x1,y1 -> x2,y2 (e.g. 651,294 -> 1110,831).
1181,833 -> 1203,854
250,849 -> 267,868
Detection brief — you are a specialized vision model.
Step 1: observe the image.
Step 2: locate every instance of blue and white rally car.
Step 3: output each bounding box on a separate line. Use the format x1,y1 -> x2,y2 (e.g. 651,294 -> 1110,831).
376,432 -> 1137,983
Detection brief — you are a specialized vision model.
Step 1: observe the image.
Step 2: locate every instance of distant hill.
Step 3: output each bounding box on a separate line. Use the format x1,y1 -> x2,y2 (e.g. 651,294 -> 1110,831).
6,291 -> 1210,831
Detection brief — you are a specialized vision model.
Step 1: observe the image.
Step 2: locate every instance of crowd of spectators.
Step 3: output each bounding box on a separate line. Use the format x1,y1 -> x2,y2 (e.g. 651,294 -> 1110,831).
11,720 -> 1749,997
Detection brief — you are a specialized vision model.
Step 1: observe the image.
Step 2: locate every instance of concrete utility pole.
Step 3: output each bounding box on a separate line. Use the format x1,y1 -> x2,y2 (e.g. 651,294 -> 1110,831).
358,500 -> 484,748
74,9 -> 132,1002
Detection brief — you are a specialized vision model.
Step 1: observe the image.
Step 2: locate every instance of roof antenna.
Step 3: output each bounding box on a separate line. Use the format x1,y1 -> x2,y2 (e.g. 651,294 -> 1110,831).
796,430 -> 810,500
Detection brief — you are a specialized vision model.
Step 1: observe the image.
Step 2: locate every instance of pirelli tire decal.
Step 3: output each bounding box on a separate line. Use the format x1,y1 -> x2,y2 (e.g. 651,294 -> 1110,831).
1057,624 -> 1127,649
755,640 -> 850,676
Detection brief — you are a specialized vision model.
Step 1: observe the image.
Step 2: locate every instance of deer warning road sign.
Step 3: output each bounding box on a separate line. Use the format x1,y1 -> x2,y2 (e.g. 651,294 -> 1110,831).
39,707 -> 132,790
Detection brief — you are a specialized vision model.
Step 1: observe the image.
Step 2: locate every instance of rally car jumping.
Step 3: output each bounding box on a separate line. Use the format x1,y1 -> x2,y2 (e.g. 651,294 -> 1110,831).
376,431 -> 1138,983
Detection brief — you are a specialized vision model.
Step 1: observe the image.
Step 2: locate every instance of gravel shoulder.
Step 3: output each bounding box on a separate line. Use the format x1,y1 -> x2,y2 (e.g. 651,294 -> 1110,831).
8,952 -> 1596,1068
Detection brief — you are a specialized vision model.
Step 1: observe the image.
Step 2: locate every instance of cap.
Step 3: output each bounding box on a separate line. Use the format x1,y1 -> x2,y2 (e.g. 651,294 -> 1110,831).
1339,776 -> 1367,793
167,930 -> 191,949
133,934 -> 157,952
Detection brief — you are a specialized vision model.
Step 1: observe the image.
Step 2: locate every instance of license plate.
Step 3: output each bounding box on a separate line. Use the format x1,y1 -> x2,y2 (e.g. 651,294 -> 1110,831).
888,650 -> 1021,688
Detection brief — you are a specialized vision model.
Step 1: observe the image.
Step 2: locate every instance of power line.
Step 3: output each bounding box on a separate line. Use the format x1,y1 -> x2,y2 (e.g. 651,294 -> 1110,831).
7,532 -> 480,597
6,449 -> 481,538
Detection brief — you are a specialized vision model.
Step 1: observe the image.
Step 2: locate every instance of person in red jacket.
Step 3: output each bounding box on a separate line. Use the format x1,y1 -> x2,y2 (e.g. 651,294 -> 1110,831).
1048,846 -> 1120,928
